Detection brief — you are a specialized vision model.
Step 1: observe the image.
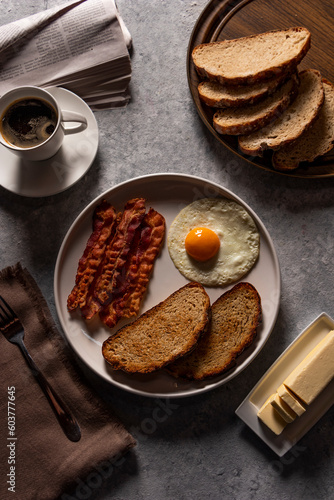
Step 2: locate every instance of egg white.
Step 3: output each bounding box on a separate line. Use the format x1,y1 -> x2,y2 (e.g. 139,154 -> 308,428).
167,197 -> 260,286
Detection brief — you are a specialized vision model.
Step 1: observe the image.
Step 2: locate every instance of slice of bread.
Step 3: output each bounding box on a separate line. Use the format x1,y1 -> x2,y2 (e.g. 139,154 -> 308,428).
212,73 -> 299,135
102,282 -> 211,374
192,27 -> 310,86
198,72 -> 292,108
272,78 -> 334,171
238,69 -> 324,156
166,282 -> 262,380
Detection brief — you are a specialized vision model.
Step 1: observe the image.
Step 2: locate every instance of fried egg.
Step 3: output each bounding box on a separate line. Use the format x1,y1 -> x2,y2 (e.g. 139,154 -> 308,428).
167,197 -> 260,286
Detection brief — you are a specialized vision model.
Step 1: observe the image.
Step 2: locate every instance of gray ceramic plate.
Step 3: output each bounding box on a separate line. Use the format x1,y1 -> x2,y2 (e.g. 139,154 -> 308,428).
54,173 -> 281,398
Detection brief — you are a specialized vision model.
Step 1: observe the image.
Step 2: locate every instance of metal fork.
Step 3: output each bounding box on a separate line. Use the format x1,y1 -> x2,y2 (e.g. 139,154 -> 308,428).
0,295 -> 81,442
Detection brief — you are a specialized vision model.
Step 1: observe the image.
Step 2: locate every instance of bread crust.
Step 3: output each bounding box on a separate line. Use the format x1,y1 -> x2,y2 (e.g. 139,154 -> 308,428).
192,27 -> 311,86
272,78 -> 334,171
238,69 -> 324,156
166,282 -> 262,380
198,71 -> 292,108
212,73 -> 299,135
102,282 -> 211,374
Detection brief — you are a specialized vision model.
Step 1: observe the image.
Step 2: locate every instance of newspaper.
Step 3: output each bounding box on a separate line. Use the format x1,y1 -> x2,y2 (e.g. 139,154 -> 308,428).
0,0 -> 132,109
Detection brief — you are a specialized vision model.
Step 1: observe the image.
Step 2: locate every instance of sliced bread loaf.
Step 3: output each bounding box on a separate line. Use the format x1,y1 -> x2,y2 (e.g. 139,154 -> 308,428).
198,72 -> 292,108
192,27 -> 310,86
238,69 -> 324,156
102,282 -> 211,374
212,73 -> 299,135
272,78 -> 334,171
166,282 -> 262,380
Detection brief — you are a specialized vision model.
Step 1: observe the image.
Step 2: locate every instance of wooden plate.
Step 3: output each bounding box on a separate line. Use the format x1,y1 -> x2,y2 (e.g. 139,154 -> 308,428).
187,0 -> 334,178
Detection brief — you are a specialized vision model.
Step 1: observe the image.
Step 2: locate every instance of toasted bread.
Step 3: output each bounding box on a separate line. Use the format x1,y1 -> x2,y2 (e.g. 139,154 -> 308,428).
192,27 -> 310,86
272,78 -> 334,171
166,282 -> 261,380
213,73 -> 299,135
102,282 -> 211,374
238,69 -> 324,156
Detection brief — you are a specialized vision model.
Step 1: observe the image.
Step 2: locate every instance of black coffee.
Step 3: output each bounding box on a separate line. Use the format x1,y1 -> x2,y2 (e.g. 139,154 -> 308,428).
0,97 -> 58,148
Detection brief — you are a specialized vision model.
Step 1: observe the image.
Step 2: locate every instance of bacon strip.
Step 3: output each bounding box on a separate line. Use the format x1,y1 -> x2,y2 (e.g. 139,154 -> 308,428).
99,208 -> 165,328
80,198 -> 146,320
121,208 -> 165,318
68,197 -> 166,329
79,211 -> 122,320
67,200 -> 117,312
98,224 -> 143,328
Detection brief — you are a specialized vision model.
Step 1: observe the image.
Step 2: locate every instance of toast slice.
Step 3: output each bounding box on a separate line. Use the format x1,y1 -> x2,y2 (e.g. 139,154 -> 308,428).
212,73 -> 299,135
238,69 -> 324,156
102,282 -> 211,374
272,78 -> 334,171
198,72 -> 292,108
192,27 -> 310,86
166,282 -> 262,380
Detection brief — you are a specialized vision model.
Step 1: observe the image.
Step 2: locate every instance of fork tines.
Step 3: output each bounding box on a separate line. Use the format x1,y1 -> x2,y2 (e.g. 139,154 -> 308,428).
0,295 -> 17,329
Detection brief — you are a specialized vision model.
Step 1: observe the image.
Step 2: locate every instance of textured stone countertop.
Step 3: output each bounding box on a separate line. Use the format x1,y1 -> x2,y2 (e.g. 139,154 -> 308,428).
0,1 -> 333,499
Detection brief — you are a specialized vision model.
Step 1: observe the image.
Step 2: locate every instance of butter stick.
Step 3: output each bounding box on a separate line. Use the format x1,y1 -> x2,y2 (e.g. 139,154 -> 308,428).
257,394 -> 287,435
283,330 -> 334,405
277,384 -> 306,416
270,393 -> 297,423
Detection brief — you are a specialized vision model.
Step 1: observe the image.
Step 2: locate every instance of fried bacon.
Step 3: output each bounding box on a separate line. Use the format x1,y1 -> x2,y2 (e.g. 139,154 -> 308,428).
99,208 -> 165,328
97,226 -> 142,328
93,197 -> 146,302
80,197 -> 146,320
67,197 -> 165,329
79,210 -> 123,321
67,200 -> 117,312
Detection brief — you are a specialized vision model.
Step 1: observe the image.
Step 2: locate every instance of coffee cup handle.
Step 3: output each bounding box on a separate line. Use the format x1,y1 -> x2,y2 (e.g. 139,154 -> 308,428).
61,110 -> 88,134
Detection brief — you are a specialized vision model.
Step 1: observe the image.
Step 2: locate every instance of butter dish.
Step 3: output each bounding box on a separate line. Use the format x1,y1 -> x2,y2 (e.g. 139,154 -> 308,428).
235,312 -> 334,456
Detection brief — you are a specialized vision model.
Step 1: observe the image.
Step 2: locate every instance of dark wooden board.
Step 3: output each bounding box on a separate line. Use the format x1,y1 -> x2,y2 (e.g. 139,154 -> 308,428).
187,0 -> 334,177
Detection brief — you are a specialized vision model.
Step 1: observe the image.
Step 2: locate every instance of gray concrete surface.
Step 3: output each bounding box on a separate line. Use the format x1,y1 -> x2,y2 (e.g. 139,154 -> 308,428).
0,1 -> 333,499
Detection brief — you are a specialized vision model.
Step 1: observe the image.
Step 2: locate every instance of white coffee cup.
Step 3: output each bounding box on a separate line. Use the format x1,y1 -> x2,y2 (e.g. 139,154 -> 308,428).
0,85 -> 88,161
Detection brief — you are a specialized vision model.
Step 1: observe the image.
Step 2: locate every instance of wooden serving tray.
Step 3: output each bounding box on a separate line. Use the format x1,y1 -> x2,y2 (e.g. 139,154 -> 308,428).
187,0 -> 334,178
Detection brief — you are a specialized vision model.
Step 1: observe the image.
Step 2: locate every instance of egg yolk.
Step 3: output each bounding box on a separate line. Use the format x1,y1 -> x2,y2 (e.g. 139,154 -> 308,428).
184,227 -> 220,262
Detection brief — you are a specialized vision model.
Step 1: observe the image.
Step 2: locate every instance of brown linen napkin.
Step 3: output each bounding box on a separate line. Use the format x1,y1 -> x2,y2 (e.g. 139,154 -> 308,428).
0,263 -> 136,500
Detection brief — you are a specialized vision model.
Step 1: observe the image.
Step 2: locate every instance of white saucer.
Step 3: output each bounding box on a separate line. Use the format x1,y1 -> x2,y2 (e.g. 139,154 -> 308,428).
0,87 -> 98,197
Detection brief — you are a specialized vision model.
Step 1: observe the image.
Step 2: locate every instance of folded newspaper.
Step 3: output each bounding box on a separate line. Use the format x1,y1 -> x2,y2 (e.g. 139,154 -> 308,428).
0,0 -> 132,109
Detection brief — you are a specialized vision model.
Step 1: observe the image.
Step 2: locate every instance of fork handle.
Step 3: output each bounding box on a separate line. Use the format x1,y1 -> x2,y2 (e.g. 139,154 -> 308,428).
18,340 -> 81,442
